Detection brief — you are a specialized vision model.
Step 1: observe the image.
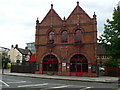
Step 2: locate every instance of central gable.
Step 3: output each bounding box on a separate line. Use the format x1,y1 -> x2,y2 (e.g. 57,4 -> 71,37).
40,4 -> 62,26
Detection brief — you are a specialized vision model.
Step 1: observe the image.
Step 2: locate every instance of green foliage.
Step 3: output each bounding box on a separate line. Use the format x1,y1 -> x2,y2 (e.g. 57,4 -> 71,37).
2,52 -> 10,69
98,6 -> 120,60
6,63 -> 11,69
104,59 -> 119,68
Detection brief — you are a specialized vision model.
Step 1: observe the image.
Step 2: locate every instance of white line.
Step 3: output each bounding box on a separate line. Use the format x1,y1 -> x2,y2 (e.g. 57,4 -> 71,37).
48,85 -> 71,89
0,80 -> 9,87
7,81 -> 26,83
6,79 -> 21,82
18,83 -> 48,87
80,87 -> 92,90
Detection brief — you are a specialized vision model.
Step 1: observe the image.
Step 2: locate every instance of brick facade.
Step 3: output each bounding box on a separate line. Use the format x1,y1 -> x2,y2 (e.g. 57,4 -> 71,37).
35,2 -> 98,77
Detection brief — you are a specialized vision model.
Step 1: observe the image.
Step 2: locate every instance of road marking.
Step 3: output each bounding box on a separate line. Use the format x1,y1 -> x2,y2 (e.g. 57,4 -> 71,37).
0,80 -> 9,87
6,79 -> 22,82
45,85 -> 72,89
7,81 -> 26,83
18,83 -> 48,87
80,87 -> 92,90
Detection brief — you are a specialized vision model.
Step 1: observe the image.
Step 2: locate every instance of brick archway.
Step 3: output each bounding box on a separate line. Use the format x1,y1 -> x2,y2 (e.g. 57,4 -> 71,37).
42,54 -> 58,73
70,54 -> 88,76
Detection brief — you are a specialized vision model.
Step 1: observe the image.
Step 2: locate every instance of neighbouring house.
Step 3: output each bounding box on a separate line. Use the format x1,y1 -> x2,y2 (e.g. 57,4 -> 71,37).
97,44 -> 109,67
8,44 -> 32,64
35,2 -> 98,77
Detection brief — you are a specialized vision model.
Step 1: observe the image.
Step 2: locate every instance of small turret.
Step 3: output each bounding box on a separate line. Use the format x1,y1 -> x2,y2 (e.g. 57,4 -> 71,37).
63,16 -> 66,26
51,4 -> 53,9
93,12 -> 96,19
77,1 -> 79,6
63,16 -> 66,21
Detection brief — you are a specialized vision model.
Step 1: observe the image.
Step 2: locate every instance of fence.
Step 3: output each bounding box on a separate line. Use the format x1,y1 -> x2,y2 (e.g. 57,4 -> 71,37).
105,67 -> 120,77
11,62 -> 36,74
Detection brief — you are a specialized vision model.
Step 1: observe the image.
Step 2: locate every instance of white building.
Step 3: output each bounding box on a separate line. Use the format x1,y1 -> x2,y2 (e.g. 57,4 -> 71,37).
8,45 -> 32,64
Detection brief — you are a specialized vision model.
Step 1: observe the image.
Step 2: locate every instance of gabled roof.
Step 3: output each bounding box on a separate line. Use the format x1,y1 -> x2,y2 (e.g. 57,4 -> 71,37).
40,4 -> 62,26
17,48 -> 31,55
66,2 -> 91,25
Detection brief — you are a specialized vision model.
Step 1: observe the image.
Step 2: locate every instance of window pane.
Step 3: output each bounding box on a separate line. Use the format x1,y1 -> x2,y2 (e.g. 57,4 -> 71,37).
82,64 -> 88,72
48,63 -> 52,71
77,64 -> 81,72
43,64 -> 47,71
62,31 -> 68,42
36,64 -> 39,71
70,64 -> 76,72
49,31 -> 54,42
76,30 -> 82,41
54,64 -> 58,71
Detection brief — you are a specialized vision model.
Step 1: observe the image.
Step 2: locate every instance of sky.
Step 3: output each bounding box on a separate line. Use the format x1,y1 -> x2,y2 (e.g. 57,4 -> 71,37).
0,0 -> 119,49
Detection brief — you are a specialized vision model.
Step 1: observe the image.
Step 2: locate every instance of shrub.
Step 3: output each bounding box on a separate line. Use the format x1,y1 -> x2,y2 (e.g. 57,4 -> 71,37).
6,63 -> 11,69
104,59 -> 119,68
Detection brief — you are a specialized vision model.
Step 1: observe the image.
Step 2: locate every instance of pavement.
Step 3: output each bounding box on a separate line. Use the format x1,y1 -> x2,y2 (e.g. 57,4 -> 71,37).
1,69 -> 119,83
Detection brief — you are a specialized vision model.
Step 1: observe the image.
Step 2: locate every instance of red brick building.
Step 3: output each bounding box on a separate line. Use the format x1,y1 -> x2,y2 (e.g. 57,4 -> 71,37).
35,2 -> 98,77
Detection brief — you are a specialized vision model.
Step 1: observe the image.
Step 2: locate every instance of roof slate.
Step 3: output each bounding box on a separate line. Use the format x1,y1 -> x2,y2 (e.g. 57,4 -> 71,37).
17,48 -> 31,55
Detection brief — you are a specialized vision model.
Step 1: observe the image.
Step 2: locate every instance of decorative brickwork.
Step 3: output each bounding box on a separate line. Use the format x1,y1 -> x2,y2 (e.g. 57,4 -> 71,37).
35,2 -> 98,77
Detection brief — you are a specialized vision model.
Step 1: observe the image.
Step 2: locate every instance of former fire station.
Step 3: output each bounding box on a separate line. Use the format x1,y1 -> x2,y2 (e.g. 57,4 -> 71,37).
35,2 -> 98,77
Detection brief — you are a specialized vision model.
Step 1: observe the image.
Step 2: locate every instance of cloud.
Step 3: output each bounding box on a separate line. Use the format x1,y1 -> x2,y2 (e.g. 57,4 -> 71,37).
0,0 -> 119,48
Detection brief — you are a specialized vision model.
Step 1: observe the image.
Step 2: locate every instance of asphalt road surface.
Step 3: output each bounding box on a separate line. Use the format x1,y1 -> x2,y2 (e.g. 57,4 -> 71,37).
1,75 -> 119,90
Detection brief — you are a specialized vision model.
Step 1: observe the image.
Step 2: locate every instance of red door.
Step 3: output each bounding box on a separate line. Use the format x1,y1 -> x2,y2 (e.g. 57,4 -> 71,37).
76,63 -> 82,76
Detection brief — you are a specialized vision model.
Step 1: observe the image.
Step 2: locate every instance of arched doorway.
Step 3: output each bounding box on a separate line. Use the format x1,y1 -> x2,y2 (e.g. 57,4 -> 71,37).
70,54 -> 88,76
43,54 -> 58,73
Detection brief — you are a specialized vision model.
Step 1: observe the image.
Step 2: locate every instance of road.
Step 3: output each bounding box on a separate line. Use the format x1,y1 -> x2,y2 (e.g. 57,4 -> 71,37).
1,75 -> 119,90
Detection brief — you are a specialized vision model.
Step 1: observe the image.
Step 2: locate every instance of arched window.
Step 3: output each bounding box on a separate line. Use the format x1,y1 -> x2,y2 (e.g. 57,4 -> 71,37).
62,31 -> 68,43
76,29 -> 82,41
49,31 -> 54,43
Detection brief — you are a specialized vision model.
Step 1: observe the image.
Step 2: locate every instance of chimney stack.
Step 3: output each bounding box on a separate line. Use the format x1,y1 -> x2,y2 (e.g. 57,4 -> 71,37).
15,44 -> 18,48
11,45 -> 14,48
25,47 -> 28,50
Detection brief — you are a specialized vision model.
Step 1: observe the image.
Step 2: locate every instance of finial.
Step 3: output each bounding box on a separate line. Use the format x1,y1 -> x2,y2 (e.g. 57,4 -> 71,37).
51,4 -> 53,9
77,1 -> 79,6
63,16 -> 66,21
93,12 -> 96,18
36,17 -> 39,24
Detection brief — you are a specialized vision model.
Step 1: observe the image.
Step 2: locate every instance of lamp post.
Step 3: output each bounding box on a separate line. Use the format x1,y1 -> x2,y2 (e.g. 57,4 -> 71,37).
2,57 -> 5,74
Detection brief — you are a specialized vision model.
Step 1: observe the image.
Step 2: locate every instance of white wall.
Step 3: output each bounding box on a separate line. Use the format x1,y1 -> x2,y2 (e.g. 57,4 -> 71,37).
8,48 -> 22,63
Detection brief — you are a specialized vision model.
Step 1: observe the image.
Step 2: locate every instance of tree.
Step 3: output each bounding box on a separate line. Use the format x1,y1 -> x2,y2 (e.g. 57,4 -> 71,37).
104,59 -> 119,68
99,5 -> 120,60
2,53 -> 10,69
